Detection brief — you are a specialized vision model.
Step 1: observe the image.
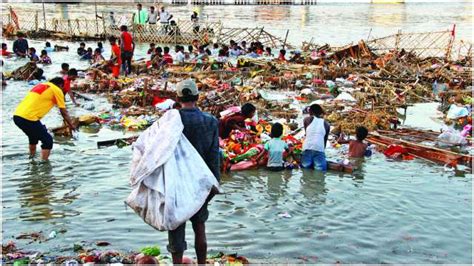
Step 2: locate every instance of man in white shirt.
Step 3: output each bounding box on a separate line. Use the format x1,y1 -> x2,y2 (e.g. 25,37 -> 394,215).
148,6 -> 158,25
174,45 -> 185,64
159,6 -> 173,34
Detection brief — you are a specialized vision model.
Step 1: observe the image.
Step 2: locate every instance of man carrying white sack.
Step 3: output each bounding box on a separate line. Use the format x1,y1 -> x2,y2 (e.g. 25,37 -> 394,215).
127,79 -> 220,265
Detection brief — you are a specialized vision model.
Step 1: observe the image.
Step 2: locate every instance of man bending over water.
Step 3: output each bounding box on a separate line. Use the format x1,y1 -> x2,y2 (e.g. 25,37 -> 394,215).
13,77 -> 76,160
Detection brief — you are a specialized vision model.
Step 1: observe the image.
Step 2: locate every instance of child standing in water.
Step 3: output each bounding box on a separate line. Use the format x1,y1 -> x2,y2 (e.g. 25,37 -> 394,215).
39,50 -> 52,64
265,123 -> 290,171
302,104 -> 330,171
338,126 -> 370,158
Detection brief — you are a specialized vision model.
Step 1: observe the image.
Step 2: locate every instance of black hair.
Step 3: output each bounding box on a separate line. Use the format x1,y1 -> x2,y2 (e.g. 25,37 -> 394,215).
94,47 -> 102,54
175,45 -> 180,51
356,126 -> 369,141
97,42 -> 103,48
188,45 -> 193,52
218,49 -> 225,57
80,42 -> 85,47
164,46 -> 170,53
120,25 -> 128,31
29,47 -> 36,53
271,123 -> 284,138
309,104 -> 324,117
68,68 -> 78,76
241,103 -> 256,117
49,77 -> 65,88
2,43 -> 7,48
280,49 -> 286,56
150,43 -> 155,47
45,42 -> 51,47
17,32 -> 25,38
108,36 -> 117,43
266,47 -> 271,52
87,47 -> 93,52
34,68 -> 44,80
178,88 -> 199,103
41,49 -> 47,55
213,43 -> 218,49
156,47 -> 163,53
205,48 -> 211,55
137,3 -> 142,7
61,63 -> 69,70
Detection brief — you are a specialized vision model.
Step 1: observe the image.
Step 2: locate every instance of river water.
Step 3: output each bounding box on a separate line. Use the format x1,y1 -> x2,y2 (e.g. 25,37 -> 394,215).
2,2 -> 473,264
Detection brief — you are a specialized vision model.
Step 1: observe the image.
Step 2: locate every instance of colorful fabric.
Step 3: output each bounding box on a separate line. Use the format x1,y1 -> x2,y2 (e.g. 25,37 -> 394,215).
14,82 -> 65,121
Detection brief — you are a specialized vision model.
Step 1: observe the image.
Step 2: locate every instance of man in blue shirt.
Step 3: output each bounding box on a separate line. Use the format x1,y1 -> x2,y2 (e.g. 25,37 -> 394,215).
13,32 -> 29,57
168,79 -> 220,265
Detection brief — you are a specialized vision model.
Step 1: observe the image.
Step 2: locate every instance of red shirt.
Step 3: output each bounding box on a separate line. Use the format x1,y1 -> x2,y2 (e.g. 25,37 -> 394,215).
63,75 -> 71,93
163,53 -> 173,64
121,32 -> 133,52
111,44 -> 122,65
2,49 -> 11,56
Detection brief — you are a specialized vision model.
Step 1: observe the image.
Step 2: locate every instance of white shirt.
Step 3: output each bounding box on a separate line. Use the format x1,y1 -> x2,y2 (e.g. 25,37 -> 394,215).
174,51 -> 185,63
148,11 -> 158,24
159,11 -> 170,23
303,117 -> 326,152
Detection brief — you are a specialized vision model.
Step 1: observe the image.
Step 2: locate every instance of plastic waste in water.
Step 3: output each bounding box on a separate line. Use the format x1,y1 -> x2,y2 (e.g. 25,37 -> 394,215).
278,211 -> 292,218
48,231 -> 57,239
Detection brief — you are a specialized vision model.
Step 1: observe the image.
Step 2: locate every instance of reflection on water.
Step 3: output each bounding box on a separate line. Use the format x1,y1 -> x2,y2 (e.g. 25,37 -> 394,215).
17,161 -> 79,221
368,3 -> 407,27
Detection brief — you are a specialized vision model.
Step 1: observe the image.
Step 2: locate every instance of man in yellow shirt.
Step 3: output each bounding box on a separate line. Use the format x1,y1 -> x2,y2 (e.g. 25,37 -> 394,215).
13,77 -> 76,161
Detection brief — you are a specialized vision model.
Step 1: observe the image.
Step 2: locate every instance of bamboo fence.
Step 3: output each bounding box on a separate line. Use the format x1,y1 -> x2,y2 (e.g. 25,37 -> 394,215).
367,30 -> 471,60
1,9 -> 290,48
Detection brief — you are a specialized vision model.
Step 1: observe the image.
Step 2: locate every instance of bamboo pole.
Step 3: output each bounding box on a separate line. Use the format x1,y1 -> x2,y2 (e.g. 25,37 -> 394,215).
42,0 -> 46,30
35,11 -> 38,31
94,0 -> 99,35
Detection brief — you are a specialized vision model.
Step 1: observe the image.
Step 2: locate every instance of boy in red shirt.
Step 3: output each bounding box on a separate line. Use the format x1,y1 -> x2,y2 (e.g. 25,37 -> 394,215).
2,43 -> 12,57
120,25 -> 135,76
63,68 -> 79,106
109,36 -> 122,78
162,46 -> 173,65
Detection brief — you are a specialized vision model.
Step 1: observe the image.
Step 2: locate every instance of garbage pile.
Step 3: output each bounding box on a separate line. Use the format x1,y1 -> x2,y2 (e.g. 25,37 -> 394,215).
2,241 -> 250,265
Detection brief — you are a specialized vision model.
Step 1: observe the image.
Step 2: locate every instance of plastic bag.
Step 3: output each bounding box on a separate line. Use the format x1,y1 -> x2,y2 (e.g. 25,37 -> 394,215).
446,104 -> 469,119
437,129 -> 467,145
127,110 -> 220,231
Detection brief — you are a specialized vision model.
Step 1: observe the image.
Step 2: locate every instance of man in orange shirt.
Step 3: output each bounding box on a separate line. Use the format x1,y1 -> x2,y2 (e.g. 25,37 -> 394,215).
109,36 -> 122,78
13,77 -> 76,160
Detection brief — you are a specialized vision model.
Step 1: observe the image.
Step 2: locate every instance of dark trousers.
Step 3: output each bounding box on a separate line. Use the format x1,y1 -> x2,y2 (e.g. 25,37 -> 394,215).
121,51 -> 133,75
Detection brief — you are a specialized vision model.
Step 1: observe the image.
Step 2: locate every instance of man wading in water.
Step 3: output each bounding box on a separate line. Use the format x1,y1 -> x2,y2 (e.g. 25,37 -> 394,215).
167,79 -> 220,264
13,77 -> 76,160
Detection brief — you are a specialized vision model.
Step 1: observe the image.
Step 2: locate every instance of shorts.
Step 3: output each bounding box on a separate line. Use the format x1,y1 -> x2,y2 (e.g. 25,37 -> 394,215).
267,166 -> 285,171
301,150 -> 327,171
167,198 -> 211,254
13,115 -> 53,149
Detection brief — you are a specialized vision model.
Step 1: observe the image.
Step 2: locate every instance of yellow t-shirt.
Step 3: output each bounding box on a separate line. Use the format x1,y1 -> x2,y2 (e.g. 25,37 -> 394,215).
14,82 -> 66,121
